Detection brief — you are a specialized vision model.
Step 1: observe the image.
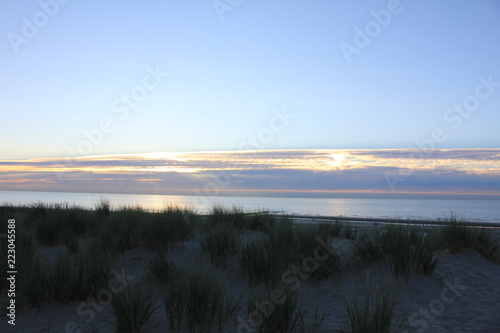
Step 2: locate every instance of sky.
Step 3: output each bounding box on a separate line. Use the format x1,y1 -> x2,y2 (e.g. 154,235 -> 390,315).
1,0 -> 499,198
1,149 -> 500,198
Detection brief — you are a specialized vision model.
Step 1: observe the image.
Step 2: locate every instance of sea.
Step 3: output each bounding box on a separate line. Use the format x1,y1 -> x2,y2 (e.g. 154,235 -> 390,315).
0,190 -> 499,223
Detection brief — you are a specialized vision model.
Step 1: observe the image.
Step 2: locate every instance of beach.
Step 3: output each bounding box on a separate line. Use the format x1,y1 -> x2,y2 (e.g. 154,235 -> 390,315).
1,204 -> 499,332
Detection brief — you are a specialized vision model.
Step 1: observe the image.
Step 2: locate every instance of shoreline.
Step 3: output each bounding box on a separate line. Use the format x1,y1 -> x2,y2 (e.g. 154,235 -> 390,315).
286,214 -> 500,228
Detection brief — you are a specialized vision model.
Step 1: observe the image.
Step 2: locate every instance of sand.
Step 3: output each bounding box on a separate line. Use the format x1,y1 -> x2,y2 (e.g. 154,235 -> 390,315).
2,228 -> 500,333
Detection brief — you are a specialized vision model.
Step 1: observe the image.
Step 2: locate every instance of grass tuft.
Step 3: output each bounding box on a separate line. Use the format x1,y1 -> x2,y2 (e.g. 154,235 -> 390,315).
200,224 -> 239,266
239,217 -> 301,286
246,211 -> 276,232
318,220 -> 344,238
354,224 -> 441,278
43,244 -> 117,304
439,218 -> 500,262
148,255 -> 177,286
110,282 -> 159,333
95,207 -> 144,252
141,206 -> 193,251
162,265 -> 239,332
295,225 -> 340,280
247,285 -> 325,333
239,236 -> 283,286
94,198 -> 111,220
50,252 -> 76,304
208,205 -> 248,230
18,254 -> 49,309
72,244 -> 116,300
34,206 -> 91,246
341,276 -> 407,333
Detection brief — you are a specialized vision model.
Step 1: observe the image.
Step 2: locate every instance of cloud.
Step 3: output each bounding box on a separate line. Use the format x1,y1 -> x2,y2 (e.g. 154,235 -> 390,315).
1,149 -> 499,197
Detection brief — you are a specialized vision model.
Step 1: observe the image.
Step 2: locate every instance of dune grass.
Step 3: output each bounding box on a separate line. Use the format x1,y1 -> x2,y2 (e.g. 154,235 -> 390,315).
239,236 -> 283,286
72,243 -> 117,300
141,206 -> 194,251
318,219 -> 344,238
246,211 -> 276,232
162,265 -> 187,331
26,201 -> 51,222
17,242 -> 117,307
8,199 -> 500,333
50,252 -> 76,304
1,221 -> 35,294
269,216 -> 297,254
162,265 -> 239,332
205,205 -> 280,233
472,228 -> 500,263
410,227 -> 442,275
438,217 -> 500,262
247,286 -> 302,333
0,209 -> 16,290
94,206 -> 145,253
94,198 -> 111,220
341,277 -> 407,333
238,216 -> 300,286
17,222 -> 35,253
207,205 -> 248,230
183,267 -> 239,332
240,217 -> 343,285
247,284 -> 326,333
200,223 -> 240,266
0,243 -> 6,291
109,282 -> 159,333
295,224 -> 340,280
0,205 -> 10,235
200,206 -> 294,266
238,220 -> 297,285
18,253 -> 49,309
148,255 -> 178,286
439,217 -> 476,252
354,224 -> 441,279
353,231 -> 385,265
368,216 -> 500,266
378,225 -> 414,279
34,206 -> 91,246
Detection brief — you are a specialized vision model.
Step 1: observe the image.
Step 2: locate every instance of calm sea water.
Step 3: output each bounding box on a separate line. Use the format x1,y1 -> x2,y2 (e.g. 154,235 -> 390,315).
1,190 -> 499,223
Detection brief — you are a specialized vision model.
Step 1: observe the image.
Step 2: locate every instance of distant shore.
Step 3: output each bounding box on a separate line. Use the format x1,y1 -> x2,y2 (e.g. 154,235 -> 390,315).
286,214 -> 500,228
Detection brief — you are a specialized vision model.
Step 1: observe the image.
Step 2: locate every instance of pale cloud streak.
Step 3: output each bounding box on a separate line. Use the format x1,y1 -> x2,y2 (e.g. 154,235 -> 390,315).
0,149 -> 499,197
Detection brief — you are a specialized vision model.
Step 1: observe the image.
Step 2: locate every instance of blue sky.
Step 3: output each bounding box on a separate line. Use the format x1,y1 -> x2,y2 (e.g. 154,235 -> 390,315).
1,1 -> 499,198
1,0 -> 500,160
